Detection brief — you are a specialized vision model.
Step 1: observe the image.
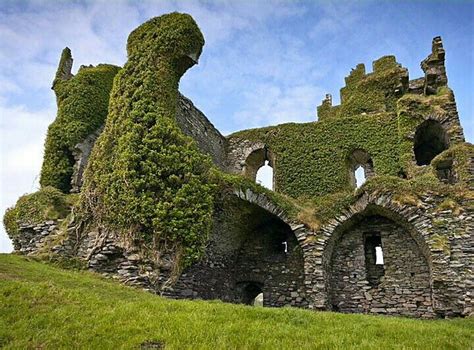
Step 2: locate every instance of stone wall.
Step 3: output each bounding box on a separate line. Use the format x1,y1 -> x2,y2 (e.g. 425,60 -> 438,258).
328,215 -> 433,318
163,195 -> 307,307
11,220 -> 61,255
308,192 -> 473,317
176,93 -> 228,168
70,128 -> 102,193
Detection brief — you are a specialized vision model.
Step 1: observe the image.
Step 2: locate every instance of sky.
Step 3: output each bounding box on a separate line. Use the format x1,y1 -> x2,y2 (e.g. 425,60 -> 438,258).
1,0 -> 473,252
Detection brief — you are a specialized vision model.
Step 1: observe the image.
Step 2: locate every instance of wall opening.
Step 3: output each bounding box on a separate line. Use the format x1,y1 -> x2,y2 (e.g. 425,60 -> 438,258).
435,158 -> 455,184
348,149 -> 374,189
375,246 -> 384,265
244,147 -> 275,190
239,282 -> 264,305
364,233 -> 385,286
256,160 -> 274,190
253,292 -> 264,306
414,120 -> 449,165
355,166 -> 366,188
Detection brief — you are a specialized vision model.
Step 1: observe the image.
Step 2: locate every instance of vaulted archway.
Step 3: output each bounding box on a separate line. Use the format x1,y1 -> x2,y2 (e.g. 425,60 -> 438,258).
327,211 -> 432,317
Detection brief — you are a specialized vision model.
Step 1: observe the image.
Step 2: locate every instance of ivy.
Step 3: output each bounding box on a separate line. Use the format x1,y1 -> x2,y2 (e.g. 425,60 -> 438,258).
40,61 -> 120,192
80,13 -> 212,267
3,187 -> 76,236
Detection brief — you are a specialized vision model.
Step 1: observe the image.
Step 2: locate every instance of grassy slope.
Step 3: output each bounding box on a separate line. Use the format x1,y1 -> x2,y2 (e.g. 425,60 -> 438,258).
0,255 -> 472,350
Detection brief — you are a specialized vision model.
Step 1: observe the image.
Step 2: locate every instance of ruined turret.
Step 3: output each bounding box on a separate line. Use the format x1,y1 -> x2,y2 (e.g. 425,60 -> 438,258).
421,36 -> 448,95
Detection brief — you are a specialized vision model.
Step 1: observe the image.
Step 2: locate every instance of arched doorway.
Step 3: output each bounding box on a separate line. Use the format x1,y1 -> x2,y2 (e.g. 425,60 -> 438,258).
327,211 -> 432,317
243,147 -> 275,190
414,120 -> 449,165
238,282 -> 264,305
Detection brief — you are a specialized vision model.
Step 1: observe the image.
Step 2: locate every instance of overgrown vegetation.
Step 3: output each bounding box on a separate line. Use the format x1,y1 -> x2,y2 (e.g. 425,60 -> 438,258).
230,112 -> 400,198
40,49 -> 120,192
1,255 -> 473,349
3,187 -> 76,236
79,13 -> 213,267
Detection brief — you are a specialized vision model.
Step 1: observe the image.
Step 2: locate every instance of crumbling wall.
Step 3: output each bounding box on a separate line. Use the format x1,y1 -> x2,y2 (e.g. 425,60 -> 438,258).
176,94 -> 227,168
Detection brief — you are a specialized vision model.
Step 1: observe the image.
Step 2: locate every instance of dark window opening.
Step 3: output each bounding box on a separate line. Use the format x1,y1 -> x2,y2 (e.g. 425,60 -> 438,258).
239,282 -> 263,306
398,169 -> 408,179
364,233 -> 385,286
435,158 -> 456,184
414,120 -> 449,165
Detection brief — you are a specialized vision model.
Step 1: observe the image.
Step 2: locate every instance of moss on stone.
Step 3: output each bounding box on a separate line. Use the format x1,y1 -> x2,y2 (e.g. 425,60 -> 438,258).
40,63 -> 120,192
431,234 -> 450,255
432,143 -> 474,184
3,187 -> 76,237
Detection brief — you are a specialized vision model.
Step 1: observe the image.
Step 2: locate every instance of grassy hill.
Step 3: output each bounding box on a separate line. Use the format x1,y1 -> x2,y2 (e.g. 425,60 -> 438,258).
0,254 -> 473,349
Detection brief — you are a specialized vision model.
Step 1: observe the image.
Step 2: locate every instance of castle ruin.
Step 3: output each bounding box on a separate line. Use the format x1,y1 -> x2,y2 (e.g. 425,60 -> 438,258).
4,13 -> 473,319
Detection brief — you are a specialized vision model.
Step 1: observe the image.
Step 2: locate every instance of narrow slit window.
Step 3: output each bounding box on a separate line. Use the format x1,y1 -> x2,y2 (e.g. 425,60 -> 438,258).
364,233 -> 385,285
375,246 -> 384,265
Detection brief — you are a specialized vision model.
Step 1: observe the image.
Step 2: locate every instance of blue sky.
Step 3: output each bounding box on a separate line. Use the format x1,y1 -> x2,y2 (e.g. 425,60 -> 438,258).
1,0 -> 473,252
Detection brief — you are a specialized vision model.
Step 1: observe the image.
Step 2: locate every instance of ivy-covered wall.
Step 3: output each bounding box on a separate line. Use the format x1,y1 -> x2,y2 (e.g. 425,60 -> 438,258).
228,46 -> 468,201
40,48 -> 120,192
79,13 -> 215,267
230,113 -> 401,198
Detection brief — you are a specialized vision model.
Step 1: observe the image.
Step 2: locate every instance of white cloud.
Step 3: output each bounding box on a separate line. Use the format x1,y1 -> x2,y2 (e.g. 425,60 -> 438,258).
0,101 -> 54,252
234,83 -> 324,128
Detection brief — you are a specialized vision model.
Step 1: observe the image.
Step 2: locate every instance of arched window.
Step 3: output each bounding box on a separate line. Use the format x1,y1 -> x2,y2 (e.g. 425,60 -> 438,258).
354,166 -> 366,188
348,149 -> 374,189
414,120 -> 449,165
244,147 -> 275,190
256,160 -> 273,189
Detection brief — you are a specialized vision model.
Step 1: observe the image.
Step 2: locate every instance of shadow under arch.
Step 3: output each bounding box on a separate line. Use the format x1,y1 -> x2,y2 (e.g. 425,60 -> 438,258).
171,190 -> 309,308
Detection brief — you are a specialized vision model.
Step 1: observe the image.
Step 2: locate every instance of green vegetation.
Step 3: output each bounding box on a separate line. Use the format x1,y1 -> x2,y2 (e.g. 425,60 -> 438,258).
432,143 -> 474,182
3,187 -> 76,236
80,13 -> 213,267
40,52 -> 120,192
1,255 -> 473,349
230,112 -> 400,198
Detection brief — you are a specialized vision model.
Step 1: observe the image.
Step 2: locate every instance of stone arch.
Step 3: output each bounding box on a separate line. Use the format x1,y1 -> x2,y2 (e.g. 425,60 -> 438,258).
170,191 -> 309,308
243,146 -> 275,188
414,119 -> 449,165
320,194 -> 433,317
347,149 -> 374,188
233,188 -> 289,223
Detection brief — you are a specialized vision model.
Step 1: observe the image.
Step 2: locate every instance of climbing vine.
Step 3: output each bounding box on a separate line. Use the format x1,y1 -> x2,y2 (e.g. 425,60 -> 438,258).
80,13 -> 213,267
40,54 -> 120,192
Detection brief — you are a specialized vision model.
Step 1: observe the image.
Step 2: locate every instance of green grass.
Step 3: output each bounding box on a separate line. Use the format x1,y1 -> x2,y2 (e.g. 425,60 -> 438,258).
0,255 -> 472,349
